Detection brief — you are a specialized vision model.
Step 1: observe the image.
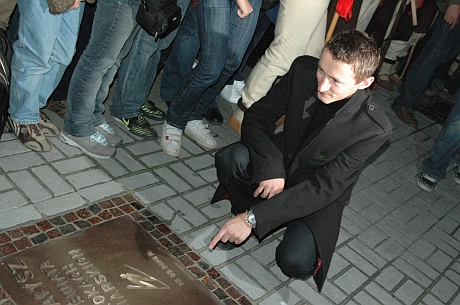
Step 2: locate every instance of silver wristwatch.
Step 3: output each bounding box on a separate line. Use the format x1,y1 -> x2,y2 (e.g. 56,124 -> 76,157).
246,210 -> 256,228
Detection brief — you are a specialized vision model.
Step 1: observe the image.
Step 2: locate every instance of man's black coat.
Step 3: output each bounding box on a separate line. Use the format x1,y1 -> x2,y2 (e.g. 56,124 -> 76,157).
241,55 -> 392,291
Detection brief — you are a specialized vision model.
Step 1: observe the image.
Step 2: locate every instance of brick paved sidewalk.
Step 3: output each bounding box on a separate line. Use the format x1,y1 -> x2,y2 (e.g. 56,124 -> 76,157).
0,78 -> 459,304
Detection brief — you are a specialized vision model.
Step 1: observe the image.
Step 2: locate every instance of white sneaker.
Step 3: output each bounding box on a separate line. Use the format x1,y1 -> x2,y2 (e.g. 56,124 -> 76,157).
185,120 -> 217,149
233,80 -> 245,95
161,121 -> 183,157
221,82 -> 243,104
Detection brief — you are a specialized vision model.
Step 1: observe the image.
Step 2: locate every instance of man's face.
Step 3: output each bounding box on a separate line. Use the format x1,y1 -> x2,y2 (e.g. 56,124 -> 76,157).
316,49 -> 371,104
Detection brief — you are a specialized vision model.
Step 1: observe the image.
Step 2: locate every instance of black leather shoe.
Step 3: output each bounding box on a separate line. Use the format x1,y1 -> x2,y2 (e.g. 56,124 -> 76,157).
204,108 -> 223,125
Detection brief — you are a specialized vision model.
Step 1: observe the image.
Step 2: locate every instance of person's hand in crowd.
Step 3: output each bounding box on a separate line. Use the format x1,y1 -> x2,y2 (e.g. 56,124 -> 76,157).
69,0 -> 83,10
445,4 -> 460,29
236,0 -> 253,19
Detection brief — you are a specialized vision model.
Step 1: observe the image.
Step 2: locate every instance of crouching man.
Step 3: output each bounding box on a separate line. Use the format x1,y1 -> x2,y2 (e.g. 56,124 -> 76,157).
209,30 -> 392,292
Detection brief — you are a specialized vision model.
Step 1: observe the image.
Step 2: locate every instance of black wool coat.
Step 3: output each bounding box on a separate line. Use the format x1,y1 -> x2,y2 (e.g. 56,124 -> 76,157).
242,55 -> 392,291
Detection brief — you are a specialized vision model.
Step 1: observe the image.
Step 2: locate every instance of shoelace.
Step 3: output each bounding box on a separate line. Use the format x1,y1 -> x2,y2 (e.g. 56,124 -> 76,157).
39,112 -> 49,122
90,131 -> 108,146
137,116 -> 148,125
29,124 -> 42,136
420,173 -> 437,184
99,122 -> 115,134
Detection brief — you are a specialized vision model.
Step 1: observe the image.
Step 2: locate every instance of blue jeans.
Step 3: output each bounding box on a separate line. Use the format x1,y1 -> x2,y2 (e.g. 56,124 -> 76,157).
64,0 -> 140,137
110,0 -> 191,119
422,93 -> 460,181
162,0 -> 261,130
393,14 -> 460,112
8,0 -> 84,124
228,4 -> 279,84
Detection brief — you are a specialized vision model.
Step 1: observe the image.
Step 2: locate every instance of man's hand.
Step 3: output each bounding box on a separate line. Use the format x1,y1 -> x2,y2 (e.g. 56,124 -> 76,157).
254,178 -> 285,199
208,213 -> 252,250
445,4 -> 460,29
69,0 -> 82,10
236,0 -> 253,19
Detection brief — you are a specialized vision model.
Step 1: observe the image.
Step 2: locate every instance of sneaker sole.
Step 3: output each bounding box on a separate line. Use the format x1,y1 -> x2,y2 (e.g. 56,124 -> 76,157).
160,141 -> 180,157
416,178 -> 435,192
184,129 -> 217,149
60,132 -> 116,159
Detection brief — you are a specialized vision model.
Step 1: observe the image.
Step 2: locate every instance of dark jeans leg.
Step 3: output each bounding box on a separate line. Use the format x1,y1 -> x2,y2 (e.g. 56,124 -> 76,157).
276,219 -> 317,279
215,142 -> 263,214
446,66 -> 460,96
48,3 -> 97,102
226,9 -> 273,85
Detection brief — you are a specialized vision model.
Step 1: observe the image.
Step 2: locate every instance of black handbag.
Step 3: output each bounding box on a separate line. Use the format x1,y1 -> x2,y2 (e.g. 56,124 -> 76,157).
136,0 -> 182,41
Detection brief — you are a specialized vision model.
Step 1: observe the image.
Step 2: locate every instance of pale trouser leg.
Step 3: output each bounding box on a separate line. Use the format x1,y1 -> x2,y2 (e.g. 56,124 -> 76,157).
355,0 -> 380,31
385,32 -> 425,61
237,0 -> 328,120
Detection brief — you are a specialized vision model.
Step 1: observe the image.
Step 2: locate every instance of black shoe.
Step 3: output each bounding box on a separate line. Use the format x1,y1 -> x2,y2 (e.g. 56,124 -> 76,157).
114,115 -> 158,138
140,100 -> 165,121
204,108 -> 223,125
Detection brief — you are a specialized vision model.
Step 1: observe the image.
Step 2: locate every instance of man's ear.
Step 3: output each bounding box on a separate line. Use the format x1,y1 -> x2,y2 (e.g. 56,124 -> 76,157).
356,76 -> 374,90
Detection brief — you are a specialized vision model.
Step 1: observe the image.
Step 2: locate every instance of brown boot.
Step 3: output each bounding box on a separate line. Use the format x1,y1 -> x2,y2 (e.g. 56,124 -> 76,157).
391,105 -> 418,128
376,76 -> 393,91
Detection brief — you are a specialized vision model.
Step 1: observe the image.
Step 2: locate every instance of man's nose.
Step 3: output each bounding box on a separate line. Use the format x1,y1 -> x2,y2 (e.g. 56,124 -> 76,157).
317,78 -> 330,92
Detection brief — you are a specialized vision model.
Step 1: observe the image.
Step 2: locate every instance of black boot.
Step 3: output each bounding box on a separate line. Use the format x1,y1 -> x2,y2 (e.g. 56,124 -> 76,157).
204,108 -> 223,125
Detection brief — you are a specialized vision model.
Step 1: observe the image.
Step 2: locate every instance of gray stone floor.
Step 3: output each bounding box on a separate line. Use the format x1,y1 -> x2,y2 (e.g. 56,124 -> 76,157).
1,76 -> 459,305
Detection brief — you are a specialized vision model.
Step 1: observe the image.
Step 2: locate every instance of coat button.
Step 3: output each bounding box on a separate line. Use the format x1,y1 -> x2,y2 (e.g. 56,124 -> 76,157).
368,104 -> 374,111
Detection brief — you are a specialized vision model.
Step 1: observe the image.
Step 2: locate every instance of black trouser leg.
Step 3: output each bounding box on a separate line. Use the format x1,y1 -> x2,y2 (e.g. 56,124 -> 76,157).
215,142 -> 263,215
275,219 -> 317,279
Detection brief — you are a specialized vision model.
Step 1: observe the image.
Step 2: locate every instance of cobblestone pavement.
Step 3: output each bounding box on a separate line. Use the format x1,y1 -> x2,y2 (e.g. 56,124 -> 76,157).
1,77 -> 459,305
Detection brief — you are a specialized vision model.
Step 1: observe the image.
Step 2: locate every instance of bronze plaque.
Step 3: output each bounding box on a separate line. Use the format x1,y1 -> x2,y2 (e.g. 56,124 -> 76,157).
0,218 -> 222,305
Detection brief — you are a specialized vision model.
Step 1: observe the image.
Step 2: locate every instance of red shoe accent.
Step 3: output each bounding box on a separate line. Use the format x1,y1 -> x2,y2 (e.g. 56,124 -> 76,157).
313,257 -> 322,277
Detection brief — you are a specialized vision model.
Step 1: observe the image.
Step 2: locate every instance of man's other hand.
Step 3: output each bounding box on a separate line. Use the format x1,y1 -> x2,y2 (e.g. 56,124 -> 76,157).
254,178 -> 285,199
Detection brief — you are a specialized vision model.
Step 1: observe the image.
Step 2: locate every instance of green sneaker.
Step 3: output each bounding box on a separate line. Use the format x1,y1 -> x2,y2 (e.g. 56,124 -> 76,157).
114,115 -> 158,138
140,100 -> 165,121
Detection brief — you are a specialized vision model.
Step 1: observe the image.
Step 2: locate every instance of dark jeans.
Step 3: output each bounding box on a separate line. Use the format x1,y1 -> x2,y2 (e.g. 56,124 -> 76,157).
421,93 -> 460,181
215,142 -> 317,279
393,14 -> 460,112
226,4 -> 279,85
162,0 -> 261,130
48,3 -> 97,102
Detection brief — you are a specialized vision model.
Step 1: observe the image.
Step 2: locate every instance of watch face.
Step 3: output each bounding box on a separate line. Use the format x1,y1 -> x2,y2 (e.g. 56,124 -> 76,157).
247,211 -> 256,227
